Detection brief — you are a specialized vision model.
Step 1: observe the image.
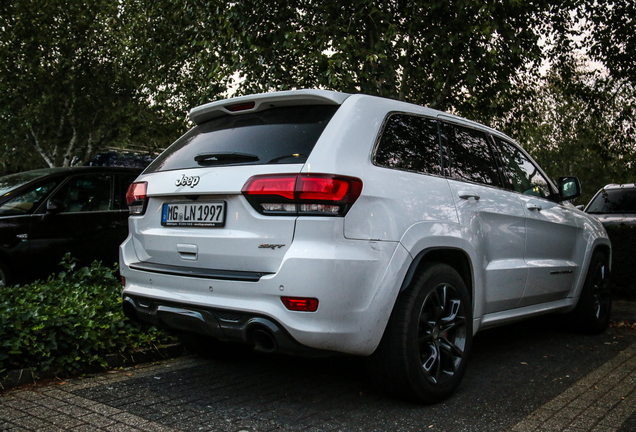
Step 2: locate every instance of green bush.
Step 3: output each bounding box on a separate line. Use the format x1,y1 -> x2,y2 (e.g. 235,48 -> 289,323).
0,255 -> 174,377
605,224 -> 636,300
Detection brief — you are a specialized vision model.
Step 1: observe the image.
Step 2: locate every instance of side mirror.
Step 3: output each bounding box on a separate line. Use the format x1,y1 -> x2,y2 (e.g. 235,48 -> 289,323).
558,177 -> 581,201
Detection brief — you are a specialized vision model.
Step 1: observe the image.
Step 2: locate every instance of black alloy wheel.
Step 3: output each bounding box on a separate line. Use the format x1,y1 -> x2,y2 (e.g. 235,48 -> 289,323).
418,281 -> 468,385
569,252 -> 612,334
367,262 -> 473,403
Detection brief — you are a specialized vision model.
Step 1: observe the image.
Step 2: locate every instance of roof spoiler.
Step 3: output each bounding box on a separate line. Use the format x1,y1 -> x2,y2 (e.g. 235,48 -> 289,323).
188,89 -> 351,125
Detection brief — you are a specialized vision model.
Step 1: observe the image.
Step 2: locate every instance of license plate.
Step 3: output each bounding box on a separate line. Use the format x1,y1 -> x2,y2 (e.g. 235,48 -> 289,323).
161,202 -> 226,227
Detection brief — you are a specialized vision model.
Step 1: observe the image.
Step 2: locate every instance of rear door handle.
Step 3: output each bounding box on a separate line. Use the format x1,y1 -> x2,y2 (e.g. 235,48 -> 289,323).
526,203 -> 542,211
458,191 -> 480,201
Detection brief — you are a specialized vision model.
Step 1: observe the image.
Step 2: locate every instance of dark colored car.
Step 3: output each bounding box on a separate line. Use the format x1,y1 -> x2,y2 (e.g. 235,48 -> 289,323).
584,183 -> 636,227
0,167 -> 141,287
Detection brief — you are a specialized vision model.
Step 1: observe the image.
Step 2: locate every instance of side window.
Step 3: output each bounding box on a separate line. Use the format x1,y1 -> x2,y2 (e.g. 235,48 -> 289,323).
442,123 -> 501,187
492,137 -> 552,198
0,181 -> 59,216
50,174 -> 114,213
374,114 -> 442,176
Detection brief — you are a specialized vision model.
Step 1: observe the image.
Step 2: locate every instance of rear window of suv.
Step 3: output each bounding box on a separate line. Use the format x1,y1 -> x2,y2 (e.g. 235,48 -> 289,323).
145,105 -> 339,173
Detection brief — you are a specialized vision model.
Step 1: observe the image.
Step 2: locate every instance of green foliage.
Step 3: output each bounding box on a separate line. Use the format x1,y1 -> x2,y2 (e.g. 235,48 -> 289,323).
584,0 -> 636,84
493,58 -> 636,204
0,0 -> 223,174
199,0 -> 576,120
0,255 -> 174,377
605,224 -> 636,300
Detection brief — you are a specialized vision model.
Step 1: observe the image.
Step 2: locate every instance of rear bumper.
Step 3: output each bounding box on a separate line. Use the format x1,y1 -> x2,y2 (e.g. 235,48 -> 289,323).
120,228 -> 411,356
122,294 -> 319,355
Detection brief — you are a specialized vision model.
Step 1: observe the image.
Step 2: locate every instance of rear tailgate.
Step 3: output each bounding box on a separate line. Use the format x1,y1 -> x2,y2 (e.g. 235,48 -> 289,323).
129,165 -> 301,274
126,98 -> 346,276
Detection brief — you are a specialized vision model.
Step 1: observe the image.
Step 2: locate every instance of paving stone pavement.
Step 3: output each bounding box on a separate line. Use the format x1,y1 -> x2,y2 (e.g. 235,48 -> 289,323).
510,340 -> 636,432
1,303 -> 635,431
1,340 -> 636,432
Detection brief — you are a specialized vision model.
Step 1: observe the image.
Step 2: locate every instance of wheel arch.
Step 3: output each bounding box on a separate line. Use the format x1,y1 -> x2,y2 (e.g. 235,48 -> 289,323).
400,247 -> 473,302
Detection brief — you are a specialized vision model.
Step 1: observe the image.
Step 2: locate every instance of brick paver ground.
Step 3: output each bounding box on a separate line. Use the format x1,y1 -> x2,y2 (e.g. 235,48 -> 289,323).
2,307 -> 636,432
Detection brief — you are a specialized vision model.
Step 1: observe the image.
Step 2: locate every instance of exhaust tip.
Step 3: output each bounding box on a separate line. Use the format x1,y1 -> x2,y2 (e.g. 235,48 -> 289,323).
250,327 -> 278,353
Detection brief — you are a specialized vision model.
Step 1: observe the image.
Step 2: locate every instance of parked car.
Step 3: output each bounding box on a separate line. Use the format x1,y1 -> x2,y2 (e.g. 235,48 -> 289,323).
120,90 -> 611,403
584,183 -> 636,227
0,166 -> 142,287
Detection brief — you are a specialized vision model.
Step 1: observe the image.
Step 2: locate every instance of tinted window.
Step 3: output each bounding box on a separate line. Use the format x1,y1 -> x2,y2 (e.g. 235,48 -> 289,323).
374,114 -> 442,175
146,105 -> 338,173
0,169 -> 60,197
442,123 -> 500,186
50,175 -> 114,212
587,188 -> 636,214
0,181 -> 59,216
493,137 -> 552,198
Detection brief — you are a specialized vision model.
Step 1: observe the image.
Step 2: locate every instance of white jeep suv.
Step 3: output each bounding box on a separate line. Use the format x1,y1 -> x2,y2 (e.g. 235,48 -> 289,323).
120,90 -> 611,403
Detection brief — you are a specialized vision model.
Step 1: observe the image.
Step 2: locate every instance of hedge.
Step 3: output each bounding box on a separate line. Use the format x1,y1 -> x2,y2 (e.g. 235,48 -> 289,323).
0,256 -> 174,378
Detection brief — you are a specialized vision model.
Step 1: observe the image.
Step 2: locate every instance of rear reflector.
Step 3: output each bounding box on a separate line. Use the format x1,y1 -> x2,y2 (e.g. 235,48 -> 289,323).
126,181 -> 148,215
242,174 -> 362,216
281,297 -> 319,312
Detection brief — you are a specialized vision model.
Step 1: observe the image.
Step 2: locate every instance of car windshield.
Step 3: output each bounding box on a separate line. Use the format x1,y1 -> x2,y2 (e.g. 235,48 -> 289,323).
0,169 -> 60,197
144,105 -> 339,173
586,188 -> 636,214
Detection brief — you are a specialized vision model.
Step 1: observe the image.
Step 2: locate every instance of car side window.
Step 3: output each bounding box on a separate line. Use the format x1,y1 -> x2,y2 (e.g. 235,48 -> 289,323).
492,137 -> 552,198
374,114 -> 442,176
0,181 -> 59,216
50,174 -> 114,213
441,123 -> 501,187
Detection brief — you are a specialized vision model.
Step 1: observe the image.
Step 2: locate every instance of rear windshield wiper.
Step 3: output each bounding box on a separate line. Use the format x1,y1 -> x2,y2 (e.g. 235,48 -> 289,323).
194,152 -> 259,166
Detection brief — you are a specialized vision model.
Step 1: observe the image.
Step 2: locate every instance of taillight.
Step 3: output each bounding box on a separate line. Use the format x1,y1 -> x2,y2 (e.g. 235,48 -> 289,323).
242,174 -> 362,216
126,181 -> 148,215
281,296 -> 319,312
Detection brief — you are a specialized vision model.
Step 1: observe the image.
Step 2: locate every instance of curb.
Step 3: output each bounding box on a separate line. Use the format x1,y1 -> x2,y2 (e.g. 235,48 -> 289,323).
0,343 -> 184,391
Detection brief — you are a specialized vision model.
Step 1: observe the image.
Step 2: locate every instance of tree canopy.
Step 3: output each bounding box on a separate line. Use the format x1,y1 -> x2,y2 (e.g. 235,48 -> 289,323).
494,58 -> 636,203
0,0 -> 223,173
1,0 -> 634,198
203,0 -> 579,121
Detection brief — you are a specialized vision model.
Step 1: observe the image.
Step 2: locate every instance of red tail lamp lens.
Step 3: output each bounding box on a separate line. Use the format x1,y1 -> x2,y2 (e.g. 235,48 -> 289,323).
126,181 -> 148,215
242,174 -> 362,216
297,175 -> 359,201
242,175 -> 296,200
281,297 -> 319,312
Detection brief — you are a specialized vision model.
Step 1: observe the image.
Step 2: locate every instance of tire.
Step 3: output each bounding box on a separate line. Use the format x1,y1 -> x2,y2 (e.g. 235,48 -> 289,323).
568,252 -> 612,334
367,262 -> 473,403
